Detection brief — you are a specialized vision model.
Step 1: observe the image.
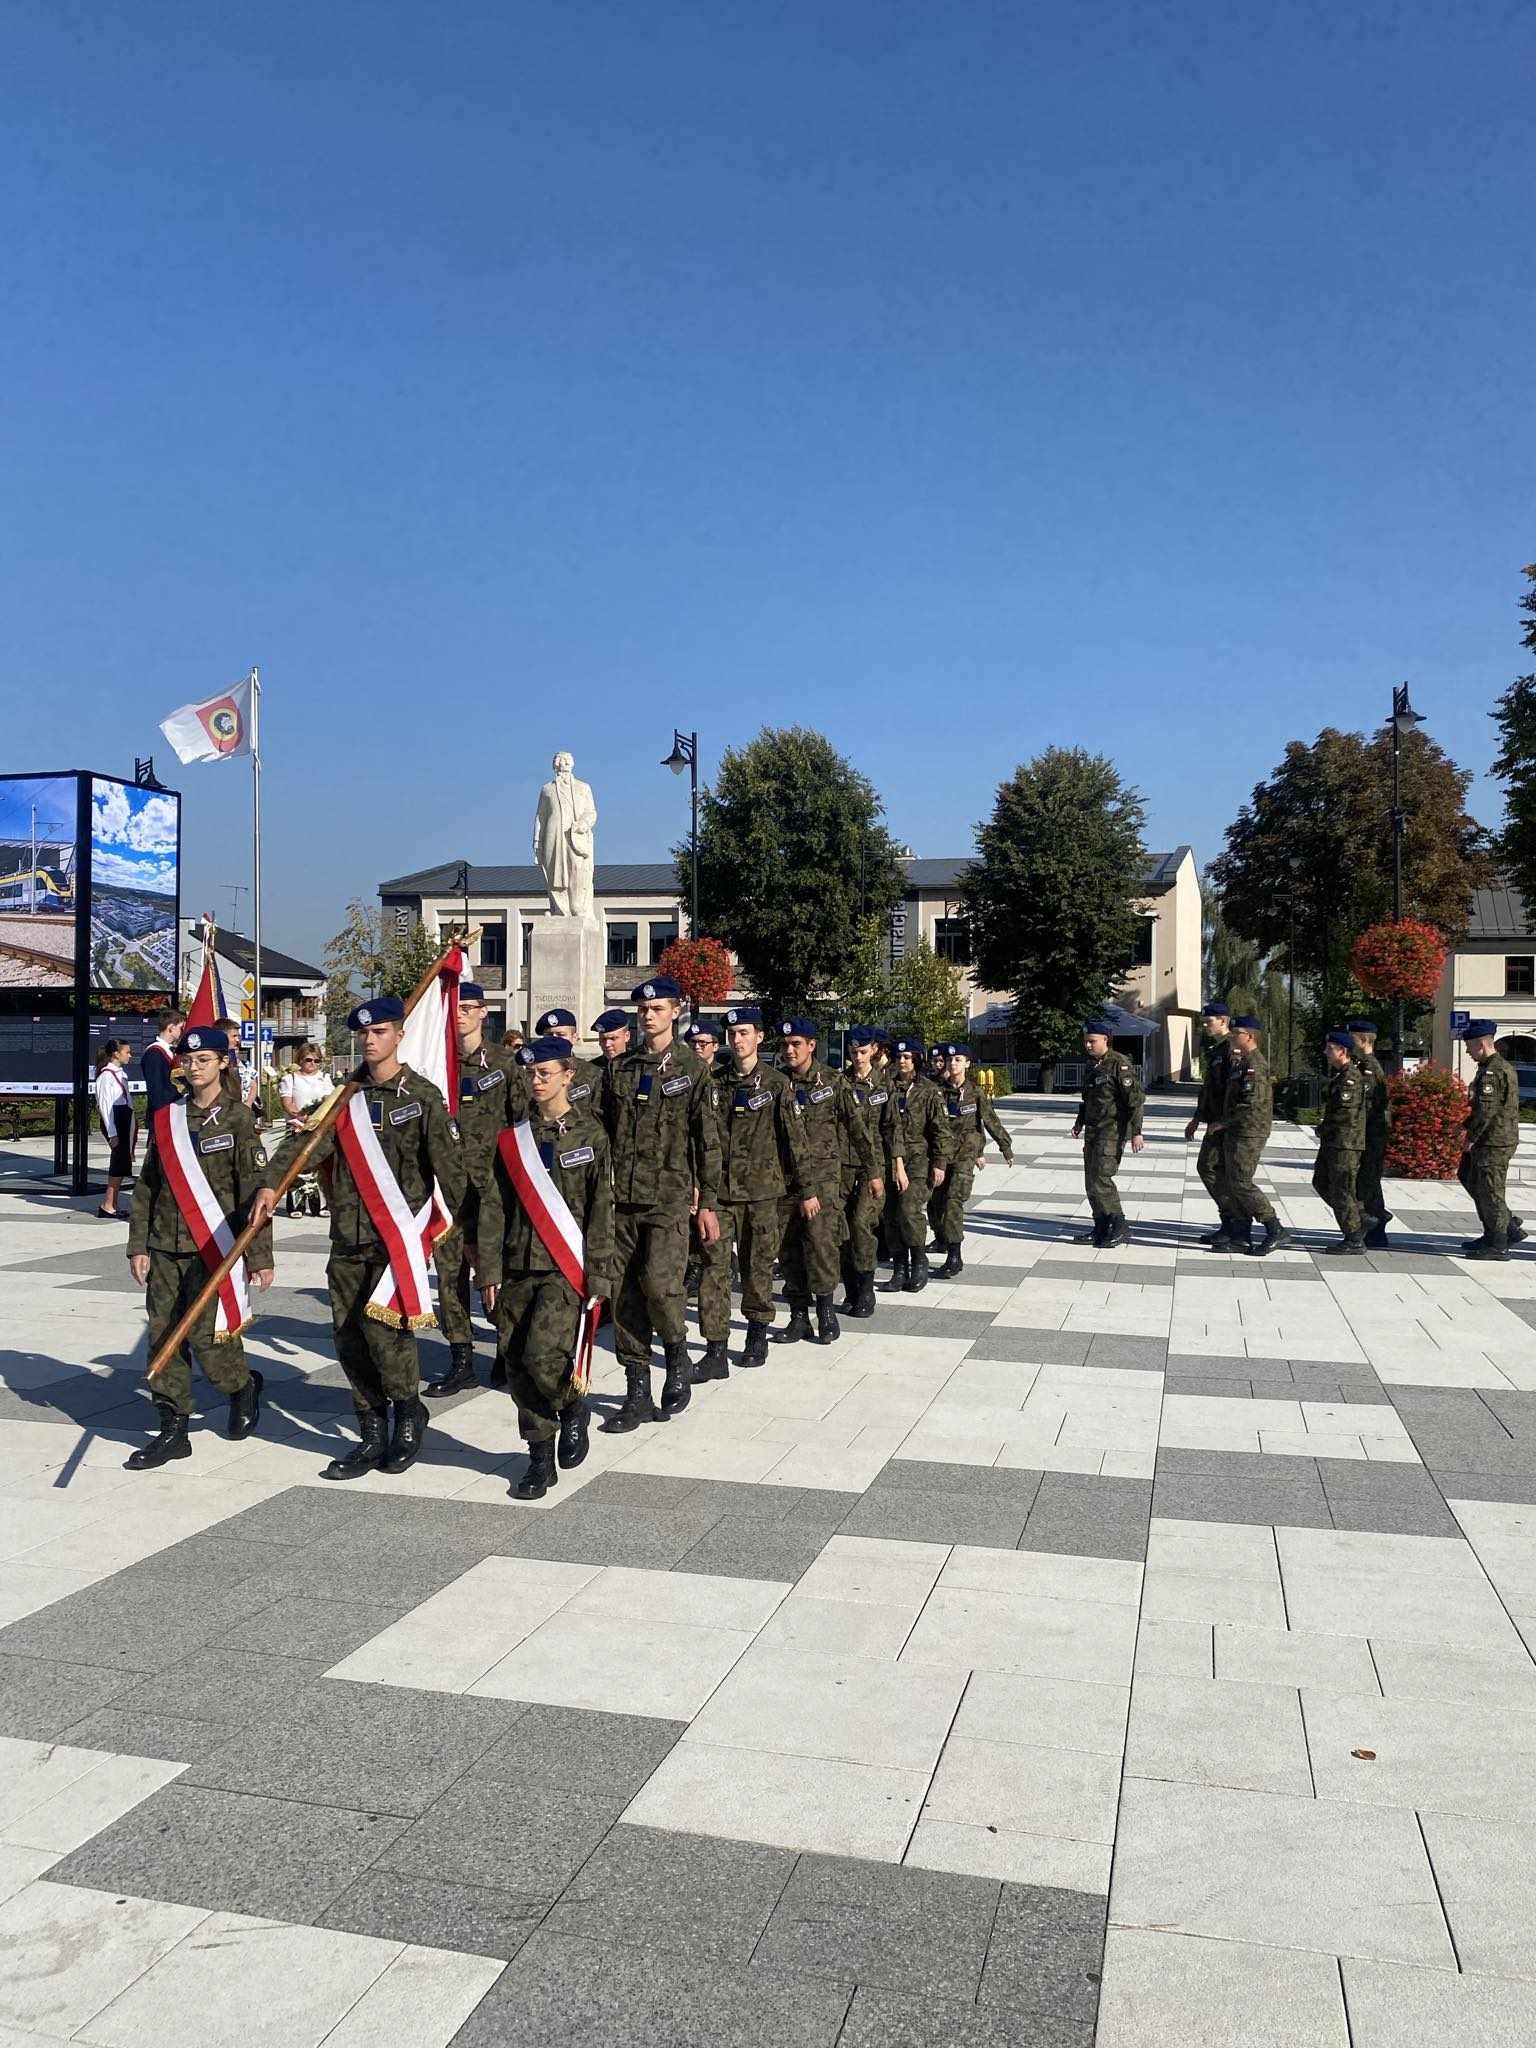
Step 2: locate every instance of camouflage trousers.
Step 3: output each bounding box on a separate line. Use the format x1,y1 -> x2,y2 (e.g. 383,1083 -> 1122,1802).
1219,1133 -> 1277,1228
1355,1134 -> 1390,1224
885,1169 -> 936,1252
328,1256 -> 420,1417
1196,1128 -> 1228,1217
494,1269 -> 584,1444
698,1198 -> 784,1339
1312,1151 -> 1363,1240
1083,1126 -> 1125,1221
144,1250 -> 252,1418
931,1157 -> 977,1247
613,1206 -> 689,1364
781,1194 -> 846,1305
431,1197 -> 477,1346
843,1174 -> 881,1274
1460,1143 -> 1515,1242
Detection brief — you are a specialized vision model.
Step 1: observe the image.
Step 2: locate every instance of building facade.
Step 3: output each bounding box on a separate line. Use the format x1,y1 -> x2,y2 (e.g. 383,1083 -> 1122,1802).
1432,883 -> 1536,1080
177,919 -> 327,1069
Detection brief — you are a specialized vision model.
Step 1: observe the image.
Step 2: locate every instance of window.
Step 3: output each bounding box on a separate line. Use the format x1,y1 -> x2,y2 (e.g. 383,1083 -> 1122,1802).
479,923 -> 507,969
649,921 -> 678,964
1506,957 -> 1534,997
1132,919 -> 1155,968
607,921 -> 638,969
934,917 -> 969,964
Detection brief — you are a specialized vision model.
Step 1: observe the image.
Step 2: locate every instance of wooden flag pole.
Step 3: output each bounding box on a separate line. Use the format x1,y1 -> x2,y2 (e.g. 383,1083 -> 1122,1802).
146,931 -> 478,1381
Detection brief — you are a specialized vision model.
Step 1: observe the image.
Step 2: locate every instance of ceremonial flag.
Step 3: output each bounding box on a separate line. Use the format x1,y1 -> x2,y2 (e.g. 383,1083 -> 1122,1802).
185,919 -> 228,1030
159,675 -> 254,764
396,941 -> 466,1258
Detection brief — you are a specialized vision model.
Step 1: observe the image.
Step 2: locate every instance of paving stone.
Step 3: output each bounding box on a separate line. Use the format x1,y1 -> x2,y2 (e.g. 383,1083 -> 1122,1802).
198,1488 -> 370,1553
841,1488 -> 1029,1552
113,1645 -> 328,1725
1164,1376 -> 1255,1399
0,1649 -> 138,1740
1096,1928 -> 1349,2048
217,1593 -> 408,1663
1086,1337 -> 1168,1371
1150,1481 -> 1335,1531
47,1780 -> 411,1920
53,1704 -> 238,1763
320,1865 -> 546,1961
372,1770 -> 621,1898
837,1985 -> 1093,2047
505,1501 -> 728,1569
544,1823 -> 794,1962
1023,1475 -> 1151,1562
753,1852 -> 998,2000
978,1882 -> 1107,2026
869,1460 -> 1045,1511
965,1330 -> 1094,1368
673,1516 -> 836,1583
476,1703 -> 685,1799
1324,1493 -> 1462,1537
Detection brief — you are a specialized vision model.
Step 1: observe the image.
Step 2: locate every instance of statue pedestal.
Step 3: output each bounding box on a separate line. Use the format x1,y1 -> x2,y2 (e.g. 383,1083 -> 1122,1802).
525,917 -> 605,1051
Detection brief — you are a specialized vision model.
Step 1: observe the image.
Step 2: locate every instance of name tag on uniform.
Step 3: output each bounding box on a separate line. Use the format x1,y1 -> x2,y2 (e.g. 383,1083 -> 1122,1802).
569,1082 -> 592,1101
746,1091 -> 771,1110
198,1132 -> 234,1154
810,1086 -> 834,1103
389,1101 -> 423,1125
662,1075 -> 690,1097
479,1071 -> 504,1092
559,1145 -> 595,1167
868,1089 -> 889,1104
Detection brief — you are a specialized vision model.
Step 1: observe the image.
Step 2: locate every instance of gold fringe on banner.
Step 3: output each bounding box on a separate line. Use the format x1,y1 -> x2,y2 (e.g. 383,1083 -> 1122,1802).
364,1302 -> 437,1332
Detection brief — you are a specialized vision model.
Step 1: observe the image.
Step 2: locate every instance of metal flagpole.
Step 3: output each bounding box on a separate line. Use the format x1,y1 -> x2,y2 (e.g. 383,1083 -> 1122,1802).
250,668 -> 263,1092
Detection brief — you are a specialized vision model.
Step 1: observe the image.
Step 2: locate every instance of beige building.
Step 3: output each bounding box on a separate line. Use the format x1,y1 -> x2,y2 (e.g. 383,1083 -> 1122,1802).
177,918 -> 326,1069
1432,883 -> 1536,1079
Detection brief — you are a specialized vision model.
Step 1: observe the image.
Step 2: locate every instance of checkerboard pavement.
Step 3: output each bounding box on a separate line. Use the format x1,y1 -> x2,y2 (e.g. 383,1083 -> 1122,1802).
3,1095 -> 1536,2045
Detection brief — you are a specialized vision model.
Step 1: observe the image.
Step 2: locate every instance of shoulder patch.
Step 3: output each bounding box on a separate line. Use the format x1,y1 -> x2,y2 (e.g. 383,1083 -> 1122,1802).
389,1101 -> 424,1125
559,1144 -> 595,1168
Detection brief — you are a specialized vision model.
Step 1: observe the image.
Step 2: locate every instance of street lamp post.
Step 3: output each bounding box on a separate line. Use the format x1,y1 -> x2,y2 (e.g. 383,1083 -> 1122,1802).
661,731 -> 699,934
1387,682 -> 1425,1072
452,859 -> 471,942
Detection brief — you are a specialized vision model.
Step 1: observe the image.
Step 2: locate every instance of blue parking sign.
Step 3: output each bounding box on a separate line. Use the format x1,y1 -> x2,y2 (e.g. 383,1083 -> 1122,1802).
1450,1010 -> 1470,1032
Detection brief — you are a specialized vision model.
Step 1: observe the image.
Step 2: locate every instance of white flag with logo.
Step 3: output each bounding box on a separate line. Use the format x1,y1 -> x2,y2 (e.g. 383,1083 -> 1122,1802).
159,675 -> 253,764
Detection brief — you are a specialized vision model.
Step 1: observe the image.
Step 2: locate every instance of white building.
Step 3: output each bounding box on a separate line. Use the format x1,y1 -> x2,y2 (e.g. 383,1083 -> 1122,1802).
1432,882 -> 1536,1079
177,919 -> 327,1069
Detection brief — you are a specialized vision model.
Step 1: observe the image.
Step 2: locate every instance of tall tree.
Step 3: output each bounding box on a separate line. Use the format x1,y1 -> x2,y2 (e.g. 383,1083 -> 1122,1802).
679,728 -> 905,1021
1491,563 -> 1536,908
1209,726 -> 1491,1016
961,749 -> 1147,1066
885,937 -> 967,1046
323,899 -> 441,1019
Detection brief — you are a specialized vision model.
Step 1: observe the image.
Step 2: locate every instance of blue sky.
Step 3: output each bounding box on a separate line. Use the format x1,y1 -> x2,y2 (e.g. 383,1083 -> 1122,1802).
3,1 -> 1531,965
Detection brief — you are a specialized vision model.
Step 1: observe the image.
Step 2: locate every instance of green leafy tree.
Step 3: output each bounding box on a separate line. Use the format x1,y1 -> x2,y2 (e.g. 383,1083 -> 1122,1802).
680,728 -> 905,1020
1491,563 -> 1536,907
835,914 -> 895,1024
1210,726 -> 1491,1018
960,749 -> 1147,1069
885,937 -> 967,1046
323,899 -> 442,1038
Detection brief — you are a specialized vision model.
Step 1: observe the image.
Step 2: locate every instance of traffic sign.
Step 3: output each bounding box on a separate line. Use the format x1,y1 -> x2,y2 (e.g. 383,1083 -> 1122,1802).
239,1021 -> 256,1045
1451,1010 -> 1470,1032
260,1025 -> 274,1043
240,1000 -> 255,1021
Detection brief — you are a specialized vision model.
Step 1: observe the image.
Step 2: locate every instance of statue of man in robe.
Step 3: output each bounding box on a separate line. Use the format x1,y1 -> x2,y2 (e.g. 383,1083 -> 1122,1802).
533,751 -> 598,921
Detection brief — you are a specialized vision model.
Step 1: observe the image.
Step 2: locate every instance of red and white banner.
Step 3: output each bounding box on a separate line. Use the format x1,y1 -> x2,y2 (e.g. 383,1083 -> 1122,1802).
335,1092 -> 438,1329
185,920 -> 229,1031
398,943 -> 465,1248
497,1120 -> 601,1390
152,1103 -> 251,1341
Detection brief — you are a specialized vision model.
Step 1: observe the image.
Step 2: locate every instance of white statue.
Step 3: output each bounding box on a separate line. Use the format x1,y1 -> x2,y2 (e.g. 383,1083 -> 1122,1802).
533,751 -> 598,921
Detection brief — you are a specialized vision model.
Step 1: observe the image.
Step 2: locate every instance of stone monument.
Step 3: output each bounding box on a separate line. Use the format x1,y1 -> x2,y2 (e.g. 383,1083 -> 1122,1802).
526,751 -> 605,1044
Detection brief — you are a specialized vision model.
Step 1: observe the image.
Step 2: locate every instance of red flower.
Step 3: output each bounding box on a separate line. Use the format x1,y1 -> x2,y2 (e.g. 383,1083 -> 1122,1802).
657,935 -> 734,1009
1383,1063 -> 1469,1179
1351,920 -> 1447,1002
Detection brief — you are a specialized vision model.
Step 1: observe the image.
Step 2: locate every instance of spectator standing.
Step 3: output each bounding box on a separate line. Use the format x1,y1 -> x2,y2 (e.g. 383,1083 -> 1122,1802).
93,1039 -> 136,1218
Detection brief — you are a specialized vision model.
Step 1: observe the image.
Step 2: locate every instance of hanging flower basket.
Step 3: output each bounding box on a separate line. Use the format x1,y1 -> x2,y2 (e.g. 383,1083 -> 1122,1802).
1384,1064 -> 1469,1179
658,934 -> 733,1009
1350,920 -> 1447,1003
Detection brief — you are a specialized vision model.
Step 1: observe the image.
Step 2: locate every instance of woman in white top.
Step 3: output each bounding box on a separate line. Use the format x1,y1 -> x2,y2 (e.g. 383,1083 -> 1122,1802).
93,1039 -> 136,1218
278,1042 -> 331,1128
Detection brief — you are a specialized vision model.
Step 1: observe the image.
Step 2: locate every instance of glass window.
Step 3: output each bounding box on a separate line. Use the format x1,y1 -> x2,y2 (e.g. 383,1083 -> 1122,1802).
607,921 -> 638,968
649,921 -> 678,963
480,923 -> 507,968
1506,956 -> 1534,997
1132,919 -> 1155,967
934,917 -> 969,964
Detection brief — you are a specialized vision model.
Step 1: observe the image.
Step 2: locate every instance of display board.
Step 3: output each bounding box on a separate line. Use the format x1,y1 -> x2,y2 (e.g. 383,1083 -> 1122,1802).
0,1012 -> 163,1094
87,774 -> 180,992
0,773 -> 78,990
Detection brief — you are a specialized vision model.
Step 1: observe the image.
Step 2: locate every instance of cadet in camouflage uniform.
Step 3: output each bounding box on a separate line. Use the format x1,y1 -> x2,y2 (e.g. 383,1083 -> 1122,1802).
930,1042 -> 1013,1278
256,995 -> 467,1478
778,1017 -> 876,1345
535,1006 -> 604,1114
1458,1020 -> 1519,1260
1314,1031 -> 1368,1252
880,1037 -> 950,1293
478,1035 -> 616,1499
1209,1014 -> 1291,1256
1071,1022 -> 1145,1248
682,1019 -> 723,1303
593,1009 -> 633,1072
600,974 -> 722,1427
427,981 -> 529,1398
1345,1018 -> 1393,1248
696,1006 -> 807,1374
839,1026 -> 891,1318
126,1027 -> 274,1470
1185,1001 -> 1239,1246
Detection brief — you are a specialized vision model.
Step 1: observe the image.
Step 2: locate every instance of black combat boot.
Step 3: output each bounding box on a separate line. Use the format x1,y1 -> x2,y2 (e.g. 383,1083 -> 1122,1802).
1105,1218 -> 1131,1249
880,1250 -> 911,1292
692,1340 -> 730,1384
1228,1220 -> 1254,1253
1251,1220 -> 1294,1257
381,1396 -> 430,1474
425,1343 -> 477,1398
1324,1235 -> 1367,1256
513,1437 -> 557,1500
905,1253 -> 930,1292
684,1253 -> 704,1298
1468,1239 -> 1510,1262
602,1362 -> 659,1431
322,1406 -> 389,1480
227,1369 -> 264,1440
488,1353 -> 508,1388
1362,1219 -> 1390,1250
1072,1218 -> 1107,1246
1508,1216 -> 1528,1246
125,1402 -> 191,1471
838,1251 -> 861,1317
814,1296 -> 841,1344
853,1272 -> 877,1318
773,1303 -> 814,1345
660,1343 -> 694,1416
739,1322 -> 770,1367
934,1247 -> 964,1279
557,1398 -> 591,1468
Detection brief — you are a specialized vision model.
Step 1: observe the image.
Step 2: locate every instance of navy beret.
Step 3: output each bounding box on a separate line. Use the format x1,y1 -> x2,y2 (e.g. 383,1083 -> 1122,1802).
631,976 -> 681,1002
1461,1018 -> 1498,1039
891,1036 -> 924,1055
949,1042 -> 971,1058
458,982 -> 486,1004
1325,1030 -> 1354,1049
684,1022 -> 717,1044
780,1016 -> 818,1040
348,995 -> 404,1030
724,1006 -> 763,1028
535,1007 -> 577,1033
181,1027 -> 229,1056
847,1025 -> 879,1047
870,1027 -> 890,1045
1345,1018 -> 1377,1035
1083,1019 -> 1115,1036
1201,1001 -> 1230,1018
1233,1014 -> 1263,1032
592,1010 -> 629,1032
523,1034 -> 574,1065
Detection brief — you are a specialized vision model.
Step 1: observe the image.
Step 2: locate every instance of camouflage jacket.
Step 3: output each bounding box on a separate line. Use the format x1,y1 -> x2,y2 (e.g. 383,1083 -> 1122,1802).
454,1039 -> 529,1191
1079,1052 -> 1144,1138
129,1098 -> 275,1269
1196,1034 -> 1235,1122
714,1060 -> 806,1204
476,1107 -> 617,1299
602,1035 -> 721,1215
565,1054 -> 604,1118
787,1059 -> 875,1206
842,1066 -> 894,1187
1220,1049 -> 1273,1147
266,1063 -> 467,1259
1351,1049 -> 1391,1144
887,1072 -> 951,1178
1466,1052 -> 1520,1149
1319,1059 -> 1367,1156
942,1077 -> 1014,1168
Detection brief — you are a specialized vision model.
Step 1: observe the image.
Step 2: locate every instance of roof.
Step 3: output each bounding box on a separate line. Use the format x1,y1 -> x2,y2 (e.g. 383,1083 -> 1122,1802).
899,850 -> 1192,894
379,861 -> 679,898
210,929 -> 325,983
1467,883 -> 1536,942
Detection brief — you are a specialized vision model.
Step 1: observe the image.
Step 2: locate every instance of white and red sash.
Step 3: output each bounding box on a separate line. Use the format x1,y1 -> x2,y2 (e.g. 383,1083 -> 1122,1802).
497,1120 -> 602,1390
335,1090 -> 441,1330
151,1102 -> 251,1342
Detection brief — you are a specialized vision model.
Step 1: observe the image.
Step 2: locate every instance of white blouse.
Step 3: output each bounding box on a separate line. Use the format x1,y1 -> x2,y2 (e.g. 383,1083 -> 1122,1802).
94,1065 -> 133,1135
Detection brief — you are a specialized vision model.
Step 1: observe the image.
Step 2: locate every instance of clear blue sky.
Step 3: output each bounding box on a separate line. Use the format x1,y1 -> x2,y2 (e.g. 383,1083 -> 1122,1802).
4,0 -> 1531,967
